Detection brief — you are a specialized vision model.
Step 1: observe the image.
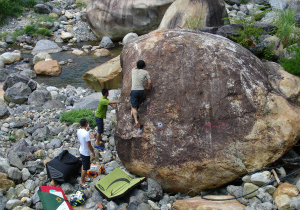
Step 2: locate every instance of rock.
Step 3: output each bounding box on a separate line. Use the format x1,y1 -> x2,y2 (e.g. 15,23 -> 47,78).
33,52 -> 53,65
265,62 -> 300,107
0,192 -> 7,210
7,167 -> 22,181
42,100 -> 66,109
0,157 -> 11,172
159,0 -> 228,30
269,0 -> 288,10
216,24 -> 244,38
122,33 -> 138,45
291,196 -> 300,210
7,152 -> 24,170
137,203 -> 151,210
147,178 -> 163,201
147,200 -> 160,210
0,51 -> 22,64
243,183 -> 259,199
72,49 -> 84,55
273,183 -> 299,200
116,29 -> 300,194
34,4 -> 51,14
3,73 -> 30,91
251,172 -> 271,186
31,39 -> 62,55
5,36 -> 13,44
86,0 -> 176,41
64,11 -> 74,19
18,189 -> 30,198
0,60 -> 4,68
24,180 -> 36,191
92,48 -> 111,57
47,138 -> 62,149
4,82 -> 32,104
0,178 -> 15,190
102,150 -> 113,163
61,183 -> 74,194
100,36 -> 115,49
0,42 -> 7,48
83,56 -> 122,92
20,70 -> 37,79
107,201 -> 118,210
173,196 -> 245,210
22,168 -> 31,181
0,102 -> 9,119
6,199 -> 22,210
275,194 -> 291,210
34,60 -> 62,76
61,31 -> 74,40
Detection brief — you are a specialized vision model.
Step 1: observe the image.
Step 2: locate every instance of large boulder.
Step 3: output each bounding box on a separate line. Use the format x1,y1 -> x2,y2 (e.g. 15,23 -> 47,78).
115,29 -> 300,194
31,39 -> 62,55
159,0 -> 228,30
3,74 -> 30,91
86,0 -> 176,41
34,60 -> 62,76
4,82 -> 32,104
82,56 -> 122,92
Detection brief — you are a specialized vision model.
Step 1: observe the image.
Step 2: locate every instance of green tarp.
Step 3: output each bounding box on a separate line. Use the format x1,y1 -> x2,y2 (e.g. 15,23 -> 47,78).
95,167 -> 145,199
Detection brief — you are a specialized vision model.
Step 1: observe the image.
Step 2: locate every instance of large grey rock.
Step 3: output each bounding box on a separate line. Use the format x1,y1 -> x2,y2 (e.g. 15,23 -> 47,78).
28,90 -> 52,106
22,168 -> 31,181
3,73 -> 30,91
0,102 -> 9,119
31,40 -> 62,55
216,24 -> 244,38
0,42 -> 7,48
7,167 -> 22,181
251,172 -> 271,186
32,126 -> 50,141
102,150 -> 113,163
86,0 -> 176,41
25,161 -> 44,174
0,157 -> 10,173
0,69 -> 19,82
47,138 -> 62,149
24,180 -> 36,191
159,0 -> 228,30
4,82 -> 32,104
34,4 -> 51,14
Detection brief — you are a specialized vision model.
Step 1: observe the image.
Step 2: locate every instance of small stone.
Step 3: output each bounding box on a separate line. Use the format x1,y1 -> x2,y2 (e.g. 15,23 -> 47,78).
275,194 -> 291,210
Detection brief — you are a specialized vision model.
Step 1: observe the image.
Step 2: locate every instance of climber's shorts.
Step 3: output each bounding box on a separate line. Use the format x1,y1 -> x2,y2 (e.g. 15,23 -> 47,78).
130,90 -> 144,108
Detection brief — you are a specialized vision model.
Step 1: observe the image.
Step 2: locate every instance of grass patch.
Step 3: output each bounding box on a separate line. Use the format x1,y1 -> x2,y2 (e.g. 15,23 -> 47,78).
279,43 -> 300,75
60,109 -> 96,128
273,8 -> 298,47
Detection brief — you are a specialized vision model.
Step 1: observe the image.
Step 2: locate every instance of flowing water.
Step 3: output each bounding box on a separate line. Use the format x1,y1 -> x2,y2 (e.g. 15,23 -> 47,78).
19,42 -> 123,88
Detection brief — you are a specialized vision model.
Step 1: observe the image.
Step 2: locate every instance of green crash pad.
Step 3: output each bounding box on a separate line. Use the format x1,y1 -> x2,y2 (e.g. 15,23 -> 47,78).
95,167 -> 145,199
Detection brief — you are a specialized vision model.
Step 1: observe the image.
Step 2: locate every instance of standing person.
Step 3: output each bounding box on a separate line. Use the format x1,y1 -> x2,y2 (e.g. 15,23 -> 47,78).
131,60 -> 152,128
77,118 -> 95,188
94,88 -> 118,149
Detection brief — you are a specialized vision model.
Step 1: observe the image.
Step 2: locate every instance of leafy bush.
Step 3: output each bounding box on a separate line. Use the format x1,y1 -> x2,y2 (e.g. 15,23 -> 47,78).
24,25 -> 36,35
24,0 -> 37,8
279,43 -> 300,75
273,8 -> 298,47
60,109 -> 96,128
0,0 -> 23,24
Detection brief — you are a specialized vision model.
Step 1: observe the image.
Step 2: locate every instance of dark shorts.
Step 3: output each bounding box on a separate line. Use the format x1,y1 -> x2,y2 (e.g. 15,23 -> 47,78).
130,90 -> 144,108
80,154 -> 90,171
95,117 -> 104,134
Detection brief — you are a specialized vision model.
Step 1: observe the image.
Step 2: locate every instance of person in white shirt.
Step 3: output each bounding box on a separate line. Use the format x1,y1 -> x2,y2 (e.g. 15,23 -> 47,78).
131,60 -> 152,128
77,118 -> 95,188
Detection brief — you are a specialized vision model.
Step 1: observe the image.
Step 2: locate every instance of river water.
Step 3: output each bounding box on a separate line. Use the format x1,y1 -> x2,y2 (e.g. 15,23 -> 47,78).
18,42 -> 123,88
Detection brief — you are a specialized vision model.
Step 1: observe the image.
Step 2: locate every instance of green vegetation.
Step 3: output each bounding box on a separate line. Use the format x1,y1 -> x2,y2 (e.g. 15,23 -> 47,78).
24,0 -> 37,8
279,43 -> 300,75
75,2 -> 87,9
273,8 -> 298,47
60,109 -> 97,128
8,133 -> 17,142
0,0 -> 23,24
